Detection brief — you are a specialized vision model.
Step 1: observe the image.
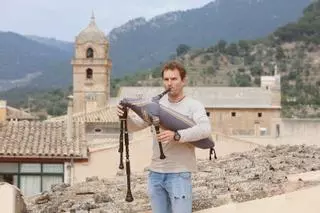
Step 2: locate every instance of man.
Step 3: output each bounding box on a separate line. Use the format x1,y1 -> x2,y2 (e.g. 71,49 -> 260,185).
117,60 -> 212,213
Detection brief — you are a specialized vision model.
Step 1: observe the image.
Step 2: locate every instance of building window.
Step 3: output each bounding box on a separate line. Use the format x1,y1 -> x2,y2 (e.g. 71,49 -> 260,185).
86,68 -> 93,79
0,163 -> 64,196
206,112 -> 210,117
258,112 -> 262,117
85,92 -> 97,101
231,112 -> 236,117
94,128 -> 102,133
86,48 -> 94,58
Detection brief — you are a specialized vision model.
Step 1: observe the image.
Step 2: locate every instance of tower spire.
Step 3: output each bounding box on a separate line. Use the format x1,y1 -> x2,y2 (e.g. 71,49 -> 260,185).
91,10 -> 95,21
90,10 -> 95,25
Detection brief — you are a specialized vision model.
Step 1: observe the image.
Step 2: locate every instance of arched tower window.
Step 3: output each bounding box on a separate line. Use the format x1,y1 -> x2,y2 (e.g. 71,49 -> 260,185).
86,48 -> 94,58
86,68 -> 93,79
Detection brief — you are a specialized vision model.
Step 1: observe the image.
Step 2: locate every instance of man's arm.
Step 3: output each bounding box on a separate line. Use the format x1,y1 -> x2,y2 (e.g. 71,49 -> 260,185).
178,101 -> 212,143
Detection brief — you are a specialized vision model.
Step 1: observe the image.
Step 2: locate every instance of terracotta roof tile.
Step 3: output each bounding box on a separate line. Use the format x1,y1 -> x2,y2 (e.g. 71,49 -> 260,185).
6,106 -> 38,120
0,120 -> 87,159
47,106 -> 119,123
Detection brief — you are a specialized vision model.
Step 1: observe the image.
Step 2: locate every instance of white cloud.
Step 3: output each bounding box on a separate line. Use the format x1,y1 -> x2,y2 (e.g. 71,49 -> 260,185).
0,0 -> 213,41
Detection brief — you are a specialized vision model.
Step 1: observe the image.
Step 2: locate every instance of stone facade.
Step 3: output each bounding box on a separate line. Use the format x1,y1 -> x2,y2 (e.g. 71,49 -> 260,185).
207,108 -> 281,136
71,14 -> 112,114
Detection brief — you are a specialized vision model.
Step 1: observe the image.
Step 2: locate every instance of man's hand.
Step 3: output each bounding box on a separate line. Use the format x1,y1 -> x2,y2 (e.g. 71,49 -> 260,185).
157,130 -> 175,143
117,104 -> 125,117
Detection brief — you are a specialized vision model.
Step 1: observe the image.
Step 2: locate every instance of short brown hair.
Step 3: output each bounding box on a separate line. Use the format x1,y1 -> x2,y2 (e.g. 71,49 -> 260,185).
161,60 -> 186,80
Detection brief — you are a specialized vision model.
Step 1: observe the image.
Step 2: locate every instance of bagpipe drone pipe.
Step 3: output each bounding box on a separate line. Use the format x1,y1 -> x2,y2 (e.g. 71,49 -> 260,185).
118,89 -> 216,202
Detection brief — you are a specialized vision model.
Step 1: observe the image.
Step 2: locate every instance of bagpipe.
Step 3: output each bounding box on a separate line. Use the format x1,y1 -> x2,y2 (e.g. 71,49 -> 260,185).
118,89 -> 216,202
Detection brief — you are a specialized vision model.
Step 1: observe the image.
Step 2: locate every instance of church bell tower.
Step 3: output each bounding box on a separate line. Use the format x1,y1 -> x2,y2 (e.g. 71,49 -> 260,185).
71,13 -> 112,114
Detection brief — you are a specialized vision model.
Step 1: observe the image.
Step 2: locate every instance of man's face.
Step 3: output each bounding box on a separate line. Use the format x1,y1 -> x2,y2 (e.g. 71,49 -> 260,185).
162,68 -> 185,97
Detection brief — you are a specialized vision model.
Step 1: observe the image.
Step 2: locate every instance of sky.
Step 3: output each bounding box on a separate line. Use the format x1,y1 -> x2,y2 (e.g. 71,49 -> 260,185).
0,0 -> 214,42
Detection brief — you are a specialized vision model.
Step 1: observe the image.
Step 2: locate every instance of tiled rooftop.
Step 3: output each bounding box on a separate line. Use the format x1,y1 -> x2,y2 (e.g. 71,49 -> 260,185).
0,120 -> 87,159
47,106 -> 119,123
6,106 -> 38,120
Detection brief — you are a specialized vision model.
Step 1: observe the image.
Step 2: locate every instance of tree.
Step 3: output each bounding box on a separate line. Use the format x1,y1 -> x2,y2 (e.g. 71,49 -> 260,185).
234,73 -> 252,86
226,43 -> 239,56
254,77 -> 261,86
244,55 -> 255,65
250,64 -> 263,76
217,40 -> 227,53
275,46 -> 285,60
176,44 -> 190,56
238,40 -> 250,54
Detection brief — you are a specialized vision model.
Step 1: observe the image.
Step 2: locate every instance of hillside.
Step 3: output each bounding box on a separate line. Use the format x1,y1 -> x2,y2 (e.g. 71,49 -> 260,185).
108,0 -> 312,77
0,0 -> 319,118
114,41 -> 320,118
0,31 -> 73,90
114,0 -> 320,118
274,1 -> 320,44
0,0 -> 311,92
26,35 -> 74,52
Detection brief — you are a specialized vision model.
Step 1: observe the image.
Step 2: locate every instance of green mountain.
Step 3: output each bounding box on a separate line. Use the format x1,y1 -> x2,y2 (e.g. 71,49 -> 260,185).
0,0 -> 312,92
117,0 -> 320,118
26,35 -> 74,52
0,31 -> 73,90
108,0 -> 312,77
1,0 -> 319,119
274,0 -> 320,44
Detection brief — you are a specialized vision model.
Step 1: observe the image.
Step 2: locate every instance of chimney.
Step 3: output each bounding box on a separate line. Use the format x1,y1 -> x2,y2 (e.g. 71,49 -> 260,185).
0,100 -> 7,122
67,95 -> 73,142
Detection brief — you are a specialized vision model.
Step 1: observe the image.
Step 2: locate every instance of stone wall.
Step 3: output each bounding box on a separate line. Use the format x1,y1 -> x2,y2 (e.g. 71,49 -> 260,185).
26,145 -> 320,213
0,182 -> 27,213
207,108 -> 280,136
239,118 -> 320,146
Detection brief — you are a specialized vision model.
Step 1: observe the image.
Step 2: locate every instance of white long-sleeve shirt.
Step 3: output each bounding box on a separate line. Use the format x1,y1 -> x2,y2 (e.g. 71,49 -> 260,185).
126,94 -> 212,173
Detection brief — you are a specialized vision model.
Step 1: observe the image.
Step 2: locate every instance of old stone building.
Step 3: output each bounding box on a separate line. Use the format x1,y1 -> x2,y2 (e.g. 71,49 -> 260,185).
71,13 -> 112,114
0,15 -> 112,197
0,119 -> 87,196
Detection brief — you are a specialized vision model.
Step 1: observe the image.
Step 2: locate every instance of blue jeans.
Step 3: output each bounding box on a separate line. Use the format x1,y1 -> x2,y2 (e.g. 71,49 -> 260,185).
147,171 -> 193,213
